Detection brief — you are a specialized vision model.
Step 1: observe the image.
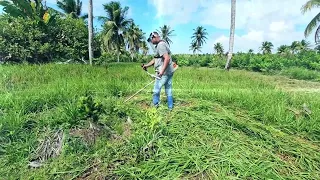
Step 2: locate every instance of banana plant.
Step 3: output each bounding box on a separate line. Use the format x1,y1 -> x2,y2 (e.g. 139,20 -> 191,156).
0,0 -> 58,24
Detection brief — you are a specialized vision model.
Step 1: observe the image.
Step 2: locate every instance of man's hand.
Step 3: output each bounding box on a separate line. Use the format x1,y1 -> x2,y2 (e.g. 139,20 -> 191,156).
158,70 -> 164,77
142,59 -> 155,71
141,64 -> 147,71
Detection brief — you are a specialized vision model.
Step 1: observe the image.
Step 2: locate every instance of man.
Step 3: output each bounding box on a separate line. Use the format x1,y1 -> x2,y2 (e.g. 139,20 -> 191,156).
143,32 -> 175,110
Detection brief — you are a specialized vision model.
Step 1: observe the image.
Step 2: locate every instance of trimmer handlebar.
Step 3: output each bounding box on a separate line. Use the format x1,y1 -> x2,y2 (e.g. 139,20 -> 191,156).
141,64 -> 161,80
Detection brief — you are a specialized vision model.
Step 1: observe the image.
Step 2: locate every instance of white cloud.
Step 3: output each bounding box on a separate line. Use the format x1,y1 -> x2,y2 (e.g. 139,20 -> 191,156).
210,28 -> 307,54
212,29 -> 265,53
200,0 -> 318,30
149,0 -> 320,53
81,0 -> 110,17
269,21 -> 291,33
148,0 -> 209,26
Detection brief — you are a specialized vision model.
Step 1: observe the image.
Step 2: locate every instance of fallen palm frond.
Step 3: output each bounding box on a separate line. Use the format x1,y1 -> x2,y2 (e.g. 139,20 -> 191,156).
29,128 -> 64,168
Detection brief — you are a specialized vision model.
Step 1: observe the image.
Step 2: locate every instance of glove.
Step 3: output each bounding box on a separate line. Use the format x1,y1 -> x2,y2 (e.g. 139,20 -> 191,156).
141,64 -> 147,71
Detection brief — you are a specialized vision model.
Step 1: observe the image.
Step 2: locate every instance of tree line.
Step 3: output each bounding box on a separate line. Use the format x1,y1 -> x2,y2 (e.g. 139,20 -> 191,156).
0,0 -> 192,64
0,0 -> 166,63
0,0 -> 320,68
0,0 -> 229,64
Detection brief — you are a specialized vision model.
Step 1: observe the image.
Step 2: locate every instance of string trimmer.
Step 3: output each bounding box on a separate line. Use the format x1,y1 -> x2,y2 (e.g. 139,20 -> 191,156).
123,64 -> 160,102
124,62 -> 178,103
142,64 -> 161,80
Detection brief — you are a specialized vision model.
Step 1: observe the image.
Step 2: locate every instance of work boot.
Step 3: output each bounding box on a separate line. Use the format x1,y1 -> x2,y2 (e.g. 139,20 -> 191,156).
153,94 -> 160,108
167,96 -> 173,110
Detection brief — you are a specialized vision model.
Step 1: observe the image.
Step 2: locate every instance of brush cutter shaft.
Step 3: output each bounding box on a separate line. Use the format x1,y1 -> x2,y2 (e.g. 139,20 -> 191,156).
146,71 -> 161,80
124,79 -> 155,102
124,62 -> 178,103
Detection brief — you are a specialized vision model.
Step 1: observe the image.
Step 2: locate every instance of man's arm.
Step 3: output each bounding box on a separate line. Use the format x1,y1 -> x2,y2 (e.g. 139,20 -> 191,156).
159,53 -> 170,76
143,59 -> 155,68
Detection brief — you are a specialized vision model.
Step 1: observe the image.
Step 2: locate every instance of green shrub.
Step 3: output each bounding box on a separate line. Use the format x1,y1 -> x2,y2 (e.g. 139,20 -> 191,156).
0,15 -> 93,63
170,52 -> 320,74
281,67 -> 320,81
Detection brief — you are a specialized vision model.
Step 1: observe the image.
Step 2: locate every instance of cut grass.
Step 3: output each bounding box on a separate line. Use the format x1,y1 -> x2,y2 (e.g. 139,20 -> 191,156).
0,63 -> 319,179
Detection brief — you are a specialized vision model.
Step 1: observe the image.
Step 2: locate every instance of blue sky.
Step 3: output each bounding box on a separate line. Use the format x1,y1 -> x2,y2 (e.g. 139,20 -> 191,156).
1,0 -> 319,54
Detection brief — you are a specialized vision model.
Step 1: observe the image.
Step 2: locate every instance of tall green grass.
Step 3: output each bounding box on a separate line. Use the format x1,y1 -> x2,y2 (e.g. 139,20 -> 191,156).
280,67 -> 320,81
0,63 -> 319,179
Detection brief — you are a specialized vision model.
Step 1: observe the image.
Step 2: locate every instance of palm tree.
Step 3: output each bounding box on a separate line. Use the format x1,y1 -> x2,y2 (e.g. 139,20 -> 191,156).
98,1 -> 132,62
260,41 -> 273,54
301,39 -> 311,50
290,41 -> 303,54
314,44 -> 320,52
213,42 -> 224,56
248,49 -> 254,54
301,0 -> 320,43
140,41 -> 149,55
57,0 -> 87,19
277,45 -> 290,54
125,22 -> 146,61
157,25 -> 175,46
0,0 -> 57,23
225,0 -> 236,70
189,41 -> 201,54
88,0 -> 93,65
191,26 -> 208,50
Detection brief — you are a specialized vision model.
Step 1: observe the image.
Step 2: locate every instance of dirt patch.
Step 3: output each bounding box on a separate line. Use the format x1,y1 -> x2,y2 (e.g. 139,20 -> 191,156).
179,171 -> 215,180
138,100 -> 151,109
73,159 -> 121,180
110,117 -> 133,144
294,136 -> 320,151
122,120 -> 132,138
69,124 -> 100,145
173,98 -> 197,108
277,152 -> 297,167
176,101 -> 193,107
74,161 -> 104,180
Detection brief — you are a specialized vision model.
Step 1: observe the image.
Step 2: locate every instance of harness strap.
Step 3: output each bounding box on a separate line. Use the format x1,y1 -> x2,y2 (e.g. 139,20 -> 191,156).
154,40 -> 167,58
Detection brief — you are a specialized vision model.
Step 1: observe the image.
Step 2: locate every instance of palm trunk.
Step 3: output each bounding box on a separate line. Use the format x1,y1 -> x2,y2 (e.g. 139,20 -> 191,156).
225,0 -> 236,70
117,50 -> 120,63
88,0 -> 93,65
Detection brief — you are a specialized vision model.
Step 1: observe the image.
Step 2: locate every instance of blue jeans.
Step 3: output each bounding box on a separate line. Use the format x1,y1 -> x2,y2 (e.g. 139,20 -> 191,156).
152,73 -> 174,109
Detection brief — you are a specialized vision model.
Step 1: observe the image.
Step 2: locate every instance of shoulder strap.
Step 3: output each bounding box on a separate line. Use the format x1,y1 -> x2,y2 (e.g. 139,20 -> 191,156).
154,40 -> 167,58
155,40 -> 166,48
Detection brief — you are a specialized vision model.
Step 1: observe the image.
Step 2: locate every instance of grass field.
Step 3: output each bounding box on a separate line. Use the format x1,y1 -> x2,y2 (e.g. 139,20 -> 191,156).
0,63 -> 320,179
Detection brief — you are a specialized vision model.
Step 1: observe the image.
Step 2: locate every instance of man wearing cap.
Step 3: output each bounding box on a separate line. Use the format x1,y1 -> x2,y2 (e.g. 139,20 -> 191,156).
143,32 -> 175,110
